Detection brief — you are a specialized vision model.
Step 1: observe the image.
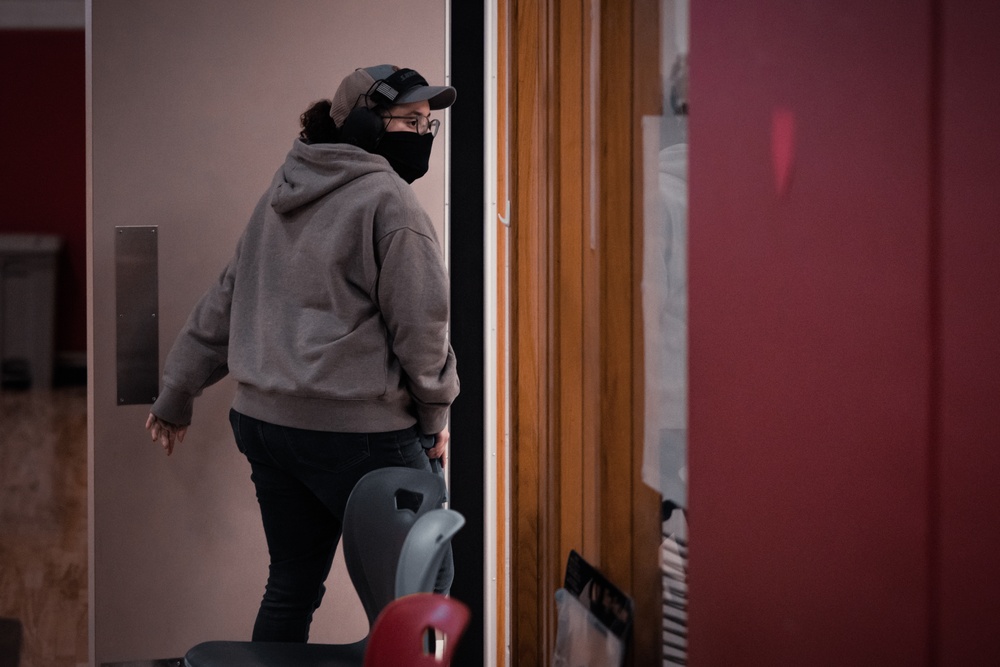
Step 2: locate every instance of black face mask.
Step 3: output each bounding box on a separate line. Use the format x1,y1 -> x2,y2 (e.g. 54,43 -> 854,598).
375,131 -> 434,183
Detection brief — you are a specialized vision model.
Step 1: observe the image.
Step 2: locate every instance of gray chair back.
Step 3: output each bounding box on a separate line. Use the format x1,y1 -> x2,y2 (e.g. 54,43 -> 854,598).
395,508 -> 465,598
342,466 -> 448,626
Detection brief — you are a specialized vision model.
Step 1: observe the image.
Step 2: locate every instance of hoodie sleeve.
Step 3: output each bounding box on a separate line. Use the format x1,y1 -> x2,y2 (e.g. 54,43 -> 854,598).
149,248 -> 238,426
374,198 -> 460,435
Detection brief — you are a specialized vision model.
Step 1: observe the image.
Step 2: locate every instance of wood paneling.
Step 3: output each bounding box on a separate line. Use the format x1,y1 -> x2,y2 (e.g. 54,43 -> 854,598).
553,0 -> 587,573
618,0 -> 663,664
508,0 -> 661,663
510,0 -> 553,661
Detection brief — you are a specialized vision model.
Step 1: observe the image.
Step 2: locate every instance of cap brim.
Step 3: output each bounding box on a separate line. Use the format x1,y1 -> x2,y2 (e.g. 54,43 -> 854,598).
394,85 -> 457,110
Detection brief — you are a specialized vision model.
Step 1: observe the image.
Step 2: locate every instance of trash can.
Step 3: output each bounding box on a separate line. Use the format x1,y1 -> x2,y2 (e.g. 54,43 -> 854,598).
0,234 -> 62,389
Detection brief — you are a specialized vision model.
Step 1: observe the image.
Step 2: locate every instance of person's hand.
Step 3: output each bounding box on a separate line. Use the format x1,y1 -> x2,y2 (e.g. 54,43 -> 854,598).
424,427 -> 450,467
145,413 -> 188,456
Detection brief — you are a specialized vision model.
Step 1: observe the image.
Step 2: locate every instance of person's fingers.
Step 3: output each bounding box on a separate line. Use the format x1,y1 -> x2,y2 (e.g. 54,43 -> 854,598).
145,414 -> 181,456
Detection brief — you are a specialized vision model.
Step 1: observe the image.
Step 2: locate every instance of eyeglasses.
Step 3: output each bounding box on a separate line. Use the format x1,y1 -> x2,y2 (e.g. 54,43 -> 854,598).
381,113 -> 441,137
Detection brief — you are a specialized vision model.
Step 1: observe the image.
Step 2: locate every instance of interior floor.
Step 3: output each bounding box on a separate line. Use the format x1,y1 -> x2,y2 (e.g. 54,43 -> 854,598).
0,385 -> 88,667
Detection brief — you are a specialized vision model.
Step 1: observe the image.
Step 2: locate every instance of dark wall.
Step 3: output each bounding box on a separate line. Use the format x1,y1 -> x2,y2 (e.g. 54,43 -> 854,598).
0,30 -> 87,357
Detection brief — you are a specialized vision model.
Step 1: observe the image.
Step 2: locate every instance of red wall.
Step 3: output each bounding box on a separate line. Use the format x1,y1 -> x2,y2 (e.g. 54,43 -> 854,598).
938,2 -> 1000,663
0,30 -> 86,356
688,1 -> 1000,664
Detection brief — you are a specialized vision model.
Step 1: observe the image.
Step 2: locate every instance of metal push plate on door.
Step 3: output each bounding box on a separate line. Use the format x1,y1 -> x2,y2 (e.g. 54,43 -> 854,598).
115,226 -> 159,405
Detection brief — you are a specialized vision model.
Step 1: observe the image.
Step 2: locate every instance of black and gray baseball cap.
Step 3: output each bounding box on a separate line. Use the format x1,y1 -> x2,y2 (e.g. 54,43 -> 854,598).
329,64 -> 456,126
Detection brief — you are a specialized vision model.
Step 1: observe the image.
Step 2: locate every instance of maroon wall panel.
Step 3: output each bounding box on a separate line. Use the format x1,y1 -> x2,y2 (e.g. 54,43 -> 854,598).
938,3 -> 1000,664
688,2 -> 931,664
0,30 -> 86,355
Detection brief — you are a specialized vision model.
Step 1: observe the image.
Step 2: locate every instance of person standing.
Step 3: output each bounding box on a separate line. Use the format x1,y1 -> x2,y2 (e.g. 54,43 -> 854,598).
145,64 -> 459,642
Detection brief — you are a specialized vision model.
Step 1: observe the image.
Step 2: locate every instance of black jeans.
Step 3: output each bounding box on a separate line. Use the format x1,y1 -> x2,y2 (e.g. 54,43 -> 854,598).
229,409 -> 452,642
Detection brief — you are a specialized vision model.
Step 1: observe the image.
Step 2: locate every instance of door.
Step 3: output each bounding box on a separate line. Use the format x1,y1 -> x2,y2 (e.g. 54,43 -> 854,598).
88,1 -> 455,662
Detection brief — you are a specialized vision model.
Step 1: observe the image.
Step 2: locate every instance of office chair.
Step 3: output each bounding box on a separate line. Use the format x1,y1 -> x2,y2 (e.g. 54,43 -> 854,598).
396,508 -> 464,597
363,593 -> 471,667
184,466 -> 458,667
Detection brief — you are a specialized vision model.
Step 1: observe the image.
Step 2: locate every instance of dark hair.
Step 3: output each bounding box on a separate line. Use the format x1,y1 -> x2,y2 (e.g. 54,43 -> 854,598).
299,99 -> 340,144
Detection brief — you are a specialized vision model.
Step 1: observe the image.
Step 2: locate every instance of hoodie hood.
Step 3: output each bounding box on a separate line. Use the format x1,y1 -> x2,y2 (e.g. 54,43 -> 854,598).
270,140 -> 394,215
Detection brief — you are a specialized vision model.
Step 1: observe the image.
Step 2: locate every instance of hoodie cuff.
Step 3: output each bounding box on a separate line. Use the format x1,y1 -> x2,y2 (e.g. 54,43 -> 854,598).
417,407 -> 449,436
150,385 -> 195,426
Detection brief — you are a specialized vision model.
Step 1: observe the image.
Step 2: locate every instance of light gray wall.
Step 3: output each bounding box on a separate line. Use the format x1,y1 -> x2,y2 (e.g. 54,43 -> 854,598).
88,0 -> 449,661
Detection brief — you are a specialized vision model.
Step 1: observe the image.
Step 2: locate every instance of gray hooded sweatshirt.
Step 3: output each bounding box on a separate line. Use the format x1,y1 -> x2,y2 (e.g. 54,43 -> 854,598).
150,140 -> 459,435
